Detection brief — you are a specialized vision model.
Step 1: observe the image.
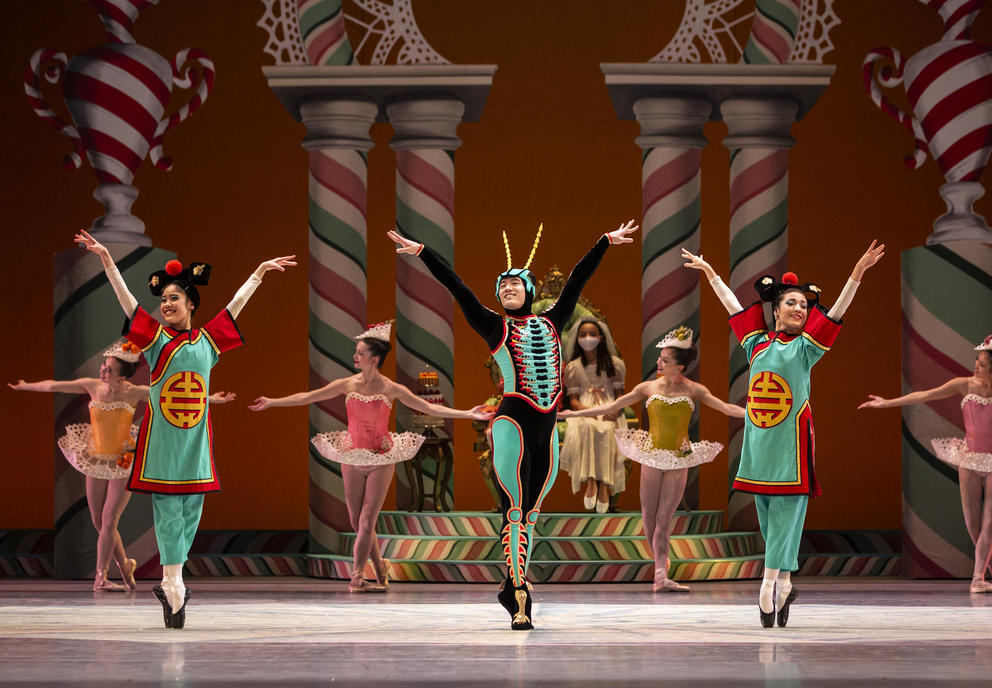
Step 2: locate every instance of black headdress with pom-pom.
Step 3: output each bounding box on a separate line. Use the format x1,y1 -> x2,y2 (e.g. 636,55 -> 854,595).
148,259 -> 211,309
754,271 -> 821,307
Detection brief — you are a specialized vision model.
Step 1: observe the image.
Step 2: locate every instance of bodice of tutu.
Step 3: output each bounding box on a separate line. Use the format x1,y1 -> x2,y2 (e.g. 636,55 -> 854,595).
346,393 -> 393,451
88,401 -> 136,455
646,395 -> 694,451
963,394 -> 992,453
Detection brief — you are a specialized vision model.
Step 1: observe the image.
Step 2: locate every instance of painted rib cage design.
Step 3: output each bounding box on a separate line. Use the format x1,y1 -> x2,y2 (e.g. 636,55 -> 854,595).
507,317 -> 560,410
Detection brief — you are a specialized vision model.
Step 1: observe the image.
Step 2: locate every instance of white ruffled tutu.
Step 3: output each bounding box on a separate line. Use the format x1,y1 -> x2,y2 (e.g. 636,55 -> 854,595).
931,437 -> 992,473
57,422 -> 138,480
614,428 -> 723,471
311,431 -> 425,467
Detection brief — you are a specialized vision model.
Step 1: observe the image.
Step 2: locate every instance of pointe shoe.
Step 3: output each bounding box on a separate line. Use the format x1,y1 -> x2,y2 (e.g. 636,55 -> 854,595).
163,579 -> 186,614
349,572 -> 386,593
653,577 -> 690,593
152,585 -> 172,628
583,495 -> 596,510
93,571 -> 126,592
759,583 -> 776,628
595,499 -> 609,514
170,588 -> 192,629
511,588 -> 533,630
118,558 -> 137,591
776,587 -> 798,627
969,579 -> 992,593
375,559 -> 392,590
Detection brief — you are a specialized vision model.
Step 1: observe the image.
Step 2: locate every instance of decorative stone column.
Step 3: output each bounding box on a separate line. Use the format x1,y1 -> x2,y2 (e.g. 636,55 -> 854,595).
721,97 -> 798,530
632,95 -> 712,508
388,98 -> 464,511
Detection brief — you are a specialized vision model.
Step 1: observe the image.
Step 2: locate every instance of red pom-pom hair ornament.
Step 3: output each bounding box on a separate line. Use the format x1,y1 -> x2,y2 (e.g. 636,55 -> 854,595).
165,260 -> 183,276
782,271 -> 798,285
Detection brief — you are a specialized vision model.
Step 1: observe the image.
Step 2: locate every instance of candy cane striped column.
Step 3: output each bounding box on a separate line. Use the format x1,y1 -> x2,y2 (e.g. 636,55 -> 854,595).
298,0 -> 353,66
721,98 -> 798,531
52,244 -> 173,579
901,242 -> 992,578
300,99 -> 377,549
742,0 -> 800,64
388,99 -> 465,511
634,96 -> 712,509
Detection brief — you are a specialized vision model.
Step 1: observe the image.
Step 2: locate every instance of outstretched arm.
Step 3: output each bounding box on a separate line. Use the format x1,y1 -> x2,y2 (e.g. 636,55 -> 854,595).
8,378 -> 96,395
249,378 -> 348,411
549,220 -> 638,329
227,256 -> 297,319
827,240 -> 885,320
75,230 -> 137,317
858,377 -> 968,409
387,380 -> 495,421
691,381 -> 746,418
682,248 -> 743,315
558,379 -> 650,419
388,230 -> 502,345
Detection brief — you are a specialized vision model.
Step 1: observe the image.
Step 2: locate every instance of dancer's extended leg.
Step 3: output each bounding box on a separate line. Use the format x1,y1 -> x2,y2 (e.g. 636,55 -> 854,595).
342,465 -> 390,591
963,468 -> 992,592
86,477 -> 124,591
651,468 -> 688,592
102,477 -> 133,589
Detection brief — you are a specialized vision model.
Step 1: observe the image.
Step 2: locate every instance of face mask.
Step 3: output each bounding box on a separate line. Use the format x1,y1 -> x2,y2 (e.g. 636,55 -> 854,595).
578,336 -> 602,351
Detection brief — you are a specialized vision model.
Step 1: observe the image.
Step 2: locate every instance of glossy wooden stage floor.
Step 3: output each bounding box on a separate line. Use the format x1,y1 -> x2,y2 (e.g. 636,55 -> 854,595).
1,578 -> 990,686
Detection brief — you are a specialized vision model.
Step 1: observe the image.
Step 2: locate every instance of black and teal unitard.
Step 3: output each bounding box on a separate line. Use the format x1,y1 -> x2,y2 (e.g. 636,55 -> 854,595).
415,235 -> 613,587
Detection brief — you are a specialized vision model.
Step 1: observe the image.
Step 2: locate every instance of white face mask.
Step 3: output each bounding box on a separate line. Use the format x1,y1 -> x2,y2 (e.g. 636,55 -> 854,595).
578,336 -> 602,352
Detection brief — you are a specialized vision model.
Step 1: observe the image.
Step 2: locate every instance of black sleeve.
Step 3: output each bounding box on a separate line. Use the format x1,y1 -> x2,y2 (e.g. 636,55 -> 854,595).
546,235 -> 610,330
417,244 -> 504,349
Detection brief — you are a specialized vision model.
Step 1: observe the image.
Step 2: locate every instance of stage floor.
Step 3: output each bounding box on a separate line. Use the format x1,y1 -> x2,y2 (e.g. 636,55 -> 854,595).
1,578 -> 990,686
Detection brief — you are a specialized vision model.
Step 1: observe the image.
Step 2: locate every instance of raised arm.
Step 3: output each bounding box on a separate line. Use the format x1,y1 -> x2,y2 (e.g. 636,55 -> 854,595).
548,220 -> 638,329
387,379 -> 495,421
388,230 -> 502,345
827,240 -> 885,320
682,248 -> 743,315
8,378 -> 97,395
558,380 -> 651,419
858,377 -> 969,409
226,256 -> 297,319
691,381 -> 746,418
75,230 -> 137,317
249,378 -> 349,411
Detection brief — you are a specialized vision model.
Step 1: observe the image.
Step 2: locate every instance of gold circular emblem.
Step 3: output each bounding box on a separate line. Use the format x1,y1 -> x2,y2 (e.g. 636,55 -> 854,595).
746,371 -> 793,428
159,371 -> 207,429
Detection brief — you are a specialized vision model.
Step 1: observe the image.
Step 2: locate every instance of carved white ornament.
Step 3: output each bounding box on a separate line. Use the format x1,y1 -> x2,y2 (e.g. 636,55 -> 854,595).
651,0 -> 840,64
257,0 -> 449,65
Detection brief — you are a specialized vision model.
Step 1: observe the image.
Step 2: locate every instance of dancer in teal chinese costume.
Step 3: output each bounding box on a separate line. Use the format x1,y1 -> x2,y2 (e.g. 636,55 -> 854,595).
76,229 -> 295,629
389,220 -> 637,630
683,241 -> 883,628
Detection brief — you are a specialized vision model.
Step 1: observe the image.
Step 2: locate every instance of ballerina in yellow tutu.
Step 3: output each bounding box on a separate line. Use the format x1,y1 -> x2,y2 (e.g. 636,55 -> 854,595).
9,340 -> 235,591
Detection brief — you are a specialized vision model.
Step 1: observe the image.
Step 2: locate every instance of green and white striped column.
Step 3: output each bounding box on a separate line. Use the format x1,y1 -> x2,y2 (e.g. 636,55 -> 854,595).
633,96 -> 712,509
299,99 -> 377,550
53,243 -> 172,578
721,97 -> 798,531
901,242 -> 992,577
387,99 -> 465,511
743,0 -> 800,65
297,0 -> 353,66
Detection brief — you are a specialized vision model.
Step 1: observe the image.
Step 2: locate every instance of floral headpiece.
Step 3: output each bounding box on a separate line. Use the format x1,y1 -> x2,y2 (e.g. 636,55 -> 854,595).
755,271 -> 821,306
148,259 -> 211,309
103,340 -> 141,363
977,334 -> 992,351
656,326 -> 694,350
356,320 -> 392,342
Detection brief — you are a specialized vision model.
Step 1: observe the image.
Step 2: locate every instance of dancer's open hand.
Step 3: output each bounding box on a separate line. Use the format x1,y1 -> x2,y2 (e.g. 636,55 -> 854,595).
255,256 -> 297,277
8,380 -> 28,391
468,404 -> 496,421
209,391 -> 237,404
607,219 -> 639,244
249,397 -> 272,411
387,230 -> 421,255
681,248 -> 717,280
75,229 -> 110,260
557,409 -> 575,419
852,240 -> 885,281
857,394 -> 889,410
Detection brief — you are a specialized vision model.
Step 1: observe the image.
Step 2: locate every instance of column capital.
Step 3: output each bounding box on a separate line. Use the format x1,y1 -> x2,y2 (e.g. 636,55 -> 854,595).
299,99 -> 378,151
720,97 -> 800,150
387,98 -> 466,151
633,96 -> 712,150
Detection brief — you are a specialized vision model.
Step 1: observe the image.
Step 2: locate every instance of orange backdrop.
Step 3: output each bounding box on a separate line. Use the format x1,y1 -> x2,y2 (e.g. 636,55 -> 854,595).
2,1 -> 987,531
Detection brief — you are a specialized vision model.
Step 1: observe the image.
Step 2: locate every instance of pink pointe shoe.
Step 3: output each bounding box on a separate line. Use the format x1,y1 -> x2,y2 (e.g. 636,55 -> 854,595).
93,570 -> 126,592
117,558 -> 137,591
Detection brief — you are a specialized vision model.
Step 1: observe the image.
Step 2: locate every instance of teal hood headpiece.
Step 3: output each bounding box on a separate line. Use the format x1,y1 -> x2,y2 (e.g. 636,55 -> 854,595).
494,223 -> 542,301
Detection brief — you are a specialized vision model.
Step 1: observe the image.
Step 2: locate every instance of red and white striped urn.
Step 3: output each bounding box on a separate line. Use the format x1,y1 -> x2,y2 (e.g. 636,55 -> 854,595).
24,0 -> 214,244
863,0 -> 992,244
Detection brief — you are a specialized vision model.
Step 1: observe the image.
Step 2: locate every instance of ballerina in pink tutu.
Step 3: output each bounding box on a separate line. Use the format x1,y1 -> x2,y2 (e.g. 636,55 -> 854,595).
860,334 -> 992,593
250,321 -> 494,592
560,326 -> 744,592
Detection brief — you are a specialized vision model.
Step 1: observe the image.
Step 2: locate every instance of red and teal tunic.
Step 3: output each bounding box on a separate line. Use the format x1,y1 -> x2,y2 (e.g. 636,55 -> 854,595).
124,306 -> 243,495
729,303 -> 841,497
